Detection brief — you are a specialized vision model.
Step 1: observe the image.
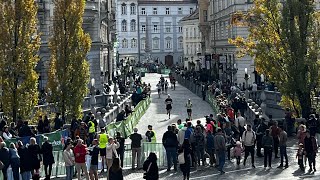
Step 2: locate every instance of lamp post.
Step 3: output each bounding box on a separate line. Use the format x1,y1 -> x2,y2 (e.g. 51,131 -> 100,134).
244,68 -> 249,99
260,74 -> 267,115
90,78 -> 96,114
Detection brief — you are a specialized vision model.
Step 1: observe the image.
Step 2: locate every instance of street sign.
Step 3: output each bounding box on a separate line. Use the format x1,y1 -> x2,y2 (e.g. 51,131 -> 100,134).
219,56 -> 227,63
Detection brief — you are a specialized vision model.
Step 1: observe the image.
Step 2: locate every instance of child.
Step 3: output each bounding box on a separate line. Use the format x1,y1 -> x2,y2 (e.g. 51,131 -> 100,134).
233,141 -> 243,165
296,143 -> 305,170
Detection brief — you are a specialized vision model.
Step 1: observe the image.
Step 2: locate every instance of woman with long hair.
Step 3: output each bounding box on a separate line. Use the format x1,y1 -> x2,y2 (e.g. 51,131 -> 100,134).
63,142 -> 75,180
109,158 -> 123,180
180,139 -> 192,180
143,152 -> 159,180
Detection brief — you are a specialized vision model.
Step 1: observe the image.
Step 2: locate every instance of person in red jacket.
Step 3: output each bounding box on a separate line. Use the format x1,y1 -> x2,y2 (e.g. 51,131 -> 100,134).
74,139 -> 89,180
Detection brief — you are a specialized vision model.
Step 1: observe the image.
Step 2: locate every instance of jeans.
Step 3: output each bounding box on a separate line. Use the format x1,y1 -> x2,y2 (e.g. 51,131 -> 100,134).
273,137 -> 279,157
217,150 -> 225,171
244,145 -> 255,166
166,147 -> 177,170
196,147 -> 205,165
21,171 -> 31,180
132,148 -> 141,169
66,166 -> 74,180
11,158 -> 20,180
280,146 -> 288,166
263,147 -> 272,167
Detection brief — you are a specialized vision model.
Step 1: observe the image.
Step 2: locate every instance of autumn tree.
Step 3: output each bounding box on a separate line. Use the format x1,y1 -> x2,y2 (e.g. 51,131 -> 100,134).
0,0 -> 41,122
230,0 -> 320,117
48,0 -> 91,119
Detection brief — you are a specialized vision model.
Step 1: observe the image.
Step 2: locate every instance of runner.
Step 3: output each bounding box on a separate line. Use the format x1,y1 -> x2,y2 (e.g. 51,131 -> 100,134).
164,80 -> 169,94
160,75 -> 165,93
165,94 -> 173,119
185,99 -> 192,120
156,81 -> 162,98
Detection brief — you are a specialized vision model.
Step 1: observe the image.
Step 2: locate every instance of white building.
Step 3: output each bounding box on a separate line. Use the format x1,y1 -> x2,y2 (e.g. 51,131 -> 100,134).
180,9 -> 203,70
116,0 -> 198,66
36,0 -> 116,90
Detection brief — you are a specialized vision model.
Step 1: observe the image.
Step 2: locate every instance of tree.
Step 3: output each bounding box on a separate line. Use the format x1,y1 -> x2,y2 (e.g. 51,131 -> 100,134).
0,0 -> 41,122
48,0 -> 91,119
230,0 -> 320,118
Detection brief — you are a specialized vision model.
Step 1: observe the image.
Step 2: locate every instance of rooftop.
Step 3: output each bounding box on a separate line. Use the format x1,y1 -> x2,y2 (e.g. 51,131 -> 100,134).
180,8 -> 199,21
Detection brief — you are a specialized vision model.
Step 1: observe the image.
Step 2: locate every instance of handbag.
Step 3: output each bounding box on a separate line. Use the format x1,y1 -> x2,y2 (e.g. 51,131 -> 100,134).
143,162 -> 152,179
178,151 -> 185,164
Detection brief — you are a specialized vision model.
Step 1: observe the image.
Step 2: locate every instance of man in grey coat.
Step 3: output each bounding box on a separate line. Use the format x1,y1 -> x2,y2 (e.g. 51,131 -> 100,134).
214,128 -> 226,174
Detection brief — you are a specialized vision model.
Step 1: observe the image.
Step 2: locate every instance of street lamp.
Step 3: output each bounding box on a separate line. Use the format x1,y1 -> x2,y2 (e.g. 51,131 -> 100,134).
261,74 -> 265,89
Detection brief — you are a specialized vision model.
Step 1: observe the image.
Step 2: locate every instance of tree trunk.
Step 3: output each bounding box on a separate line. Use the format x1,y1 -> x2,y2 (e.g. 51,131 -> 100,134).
298,92 -> 311,118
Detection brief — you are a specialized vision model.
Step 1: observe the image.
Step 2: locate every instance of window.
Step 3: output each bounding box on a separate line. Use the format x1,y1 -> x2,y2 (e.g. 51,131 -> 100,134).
153,8 -> 157,15
130,3 -> 136,15
121,20 -> 127,31
203,10 -> 208,22
186,28 -> 188,38
153,24 -> 158,33
165,38 -> 172,49
178,38 -> 183,49
130,20 -> 136,31
186,44 -> 189,54
141,8 -> 146,15
131,38 -> 137,48
193,27 -> 196,38
141,39 -> 146,50
121,3 -> 127,15
178,26 -> 183,33
165,8 -> 170,15
152,38 -> 159,49
178,7 -> 182,15
165,22 -> 171,33
190,8 -> 193,14
141,24 -> 146,32
122,38 -> 128,48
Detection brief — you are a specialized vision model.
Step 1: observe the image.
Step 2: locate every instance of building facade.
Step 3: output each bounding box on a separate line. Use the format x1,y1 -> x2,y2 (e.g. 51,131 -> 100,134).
116,0 -> 198,66
180,9 -> 203,70
36,0 -> 116,90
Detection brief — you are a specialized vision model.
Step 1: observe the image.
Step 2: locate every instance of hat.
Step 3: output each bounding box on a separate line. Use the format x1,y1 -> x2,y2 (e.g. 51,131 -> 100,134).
299,143 -> 304,146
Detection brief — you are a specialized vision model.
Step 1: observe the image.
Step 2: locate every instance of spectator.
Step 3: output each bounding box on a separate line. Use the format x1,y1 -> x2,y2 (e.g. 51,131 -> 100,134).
88,117 -> 96,145
116,110 -> 126,122
43,116 -> 51,133
270,121 -> 280,158
54,113 -> 62,130
192,126 -> 205,166
17,141 -> 32,180
262,129 -> 273,168
178,124 -> 187,145
235,112 -> 245,140
18,121 -> 34,137
206,130 -> 216,166
297,124 -> 307,145
28,137 -> 42,179
9,143 -> 20,180
75,122 -> 88,143
63,142 -> 75,180
306,114 -> 318,137
256,118 -> 268,157
0,142 -> 10,180
74,139 -> 89,180
125,104 -> 133,116
180,139 -> 191,180
106,138 -> 120,180
42,136 -> 55,180
130,128 -> 143,169
109,158 -> 123,180
278,126 -> 288,168
89,139 -> 99,180
242,125 -> 256,168
145,125 -> 156,142
37,116 -> 44,134
97,112 -> 106,131
98,128 -> 108,172
116,132 -> 125,167
162,126 -> 178,171
2,126 -> 12,140
215,128 -> 226,174
9,122 -> 17,138
70,117 -> 78,140
143,152 -> 159,180
304,130 -> 317,172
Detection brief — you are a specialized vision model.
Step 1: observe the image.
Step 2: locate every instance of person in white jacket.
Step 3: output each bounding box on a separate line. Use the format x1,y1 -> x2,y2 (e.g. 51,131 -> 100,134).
106,137 -> 119,178
178,124 -> 187,145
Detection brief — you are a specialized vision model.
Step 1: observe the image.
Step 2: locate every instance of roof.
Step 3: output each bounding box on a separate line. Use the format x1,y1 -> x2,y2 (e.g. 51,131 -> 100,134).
138,0 -> 198,4
180,8 -> 199,22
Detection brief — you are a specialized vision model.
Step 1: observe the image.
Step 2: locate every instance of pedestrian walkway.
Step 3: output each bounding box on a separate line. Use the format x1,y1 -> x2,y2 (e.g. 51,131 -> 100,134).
132,73 -> 213,143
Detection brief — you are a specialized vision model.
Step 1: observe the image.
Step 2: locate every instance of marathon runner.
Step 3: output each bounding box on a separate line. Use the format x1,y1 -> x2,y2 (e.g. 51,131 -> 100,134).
165,94 -> 173,119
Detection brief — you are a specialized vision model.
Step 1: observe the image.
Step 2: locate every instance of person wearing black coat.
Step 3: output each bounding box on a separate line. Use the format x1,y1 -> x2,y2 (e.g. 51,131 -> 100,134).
180,139 -> 191,180
109,158 -> 123,180
17,141 -> 33,180
18,121 -> 34,137
37,116 -> 44,134
0,142 -> 11,180
28,138 -> 42,179
143,152 -> 159,180
162,125 -> 178,171
42,137 -> 55,180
